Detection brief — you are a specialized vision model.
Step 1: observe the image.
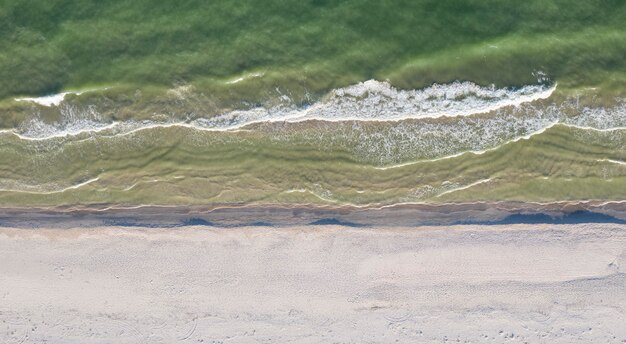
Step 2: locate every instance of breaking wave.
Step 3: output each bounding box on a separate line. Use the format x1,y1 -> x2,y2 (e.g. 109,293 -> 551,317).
5,80 -> 555,140
192,80 -> 555,129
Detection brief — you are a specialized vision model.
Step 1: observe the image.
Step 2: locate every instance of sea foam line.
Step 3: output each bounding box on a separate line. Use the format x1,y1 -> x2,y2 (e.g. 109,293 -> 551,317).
597,159 -> 626,166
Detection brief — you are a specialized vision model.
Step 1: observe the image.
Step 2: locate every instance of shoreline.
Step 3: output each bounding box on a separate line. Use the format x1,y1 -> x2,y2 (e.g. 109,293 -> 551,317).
1,200 -> 624,228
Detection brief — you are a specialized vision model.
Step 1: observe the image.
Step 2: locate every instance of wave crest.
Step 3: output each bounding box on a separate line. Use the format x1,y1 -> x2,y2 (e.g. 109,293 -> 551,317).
193,80 -> 555,129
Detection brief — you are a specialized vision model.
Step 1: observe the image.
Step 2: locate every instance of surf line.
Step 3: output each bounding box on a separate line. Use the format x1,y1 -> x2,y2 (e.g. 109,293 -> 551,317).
6,80 -> 557,140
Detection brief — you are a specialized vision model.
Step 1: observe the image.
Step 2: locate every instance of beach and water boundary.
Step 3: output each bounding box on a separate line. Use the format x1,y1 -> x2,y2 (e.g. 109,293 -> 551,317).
0,201 -> 624,228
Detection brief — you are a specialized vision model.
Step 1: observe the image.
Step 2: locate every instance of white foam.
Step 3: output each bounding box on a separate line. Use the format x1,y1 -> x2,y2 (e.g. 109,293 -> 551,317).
7,80 -> 554,139
14,118 -> 119,141
15,92 -> 76,107
14,90 -> 92,106
11,103 -> 117,140
192,80 -> 556,130
14,88 -> 109,107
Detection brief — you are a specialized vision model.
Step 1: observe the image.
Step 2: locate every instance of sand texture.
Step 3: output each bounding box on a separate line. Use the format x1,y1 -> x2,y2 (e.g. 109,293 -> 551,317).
1,223 -> 625,343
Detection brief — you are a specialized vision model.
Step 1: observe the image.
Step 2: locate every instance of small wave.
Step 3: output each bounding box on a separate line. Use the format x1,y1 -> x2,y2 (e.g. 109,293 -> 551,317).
560,124 -> 626,132
373,122 -> 561,170
0,178 -> 99,194
435,178 -> 493,197
15,92 -> 79,107
225,72 -> 265,84
373,122 -> 626,169
280,188 -> 339,203
14,88 -> 106,107
597,158 -> 626,166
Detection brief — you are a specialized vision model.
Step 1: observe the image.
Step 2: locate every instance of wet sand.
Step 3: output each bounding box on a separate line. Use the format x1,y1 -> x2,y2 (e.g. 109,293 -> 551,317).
1,223 -> 625,343
1,200 -> 625,228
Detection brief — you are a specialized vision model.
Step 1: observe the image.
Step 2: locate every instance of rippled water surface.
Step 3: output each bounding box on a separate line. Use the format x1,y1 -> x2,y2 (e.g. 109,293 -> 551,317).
0,0 -> 625,206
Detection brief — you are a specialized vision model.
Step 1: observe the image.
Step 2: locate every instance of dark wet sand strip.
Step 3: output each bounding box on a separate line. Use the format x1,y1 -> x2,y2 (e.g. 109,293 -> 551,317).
0,200 -> 624,228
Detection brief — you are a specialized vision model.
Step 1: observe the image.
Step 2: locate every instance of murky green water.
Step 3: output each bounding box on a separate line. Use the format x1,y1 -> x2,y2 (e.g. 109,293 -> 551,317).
0,0 -> 624,206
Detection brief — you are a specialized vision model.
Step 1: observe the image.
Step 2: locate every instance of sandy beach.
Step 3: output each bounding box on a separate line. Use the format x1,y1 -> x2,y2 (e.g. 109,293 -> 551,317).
1,223 -> 624,343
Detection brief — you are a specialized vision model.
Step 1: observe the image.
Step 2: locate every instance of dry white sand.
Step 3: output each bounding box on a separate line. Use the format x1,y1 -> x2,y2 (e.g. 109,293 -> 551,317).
0,223 -> 625,343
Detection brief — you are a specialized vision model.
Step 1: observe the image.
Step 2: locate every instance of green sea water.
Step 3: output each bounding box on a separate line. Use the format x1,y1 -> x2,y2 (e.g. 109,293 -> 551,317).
0,0 -> 625,207
2,0 -> 625,98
